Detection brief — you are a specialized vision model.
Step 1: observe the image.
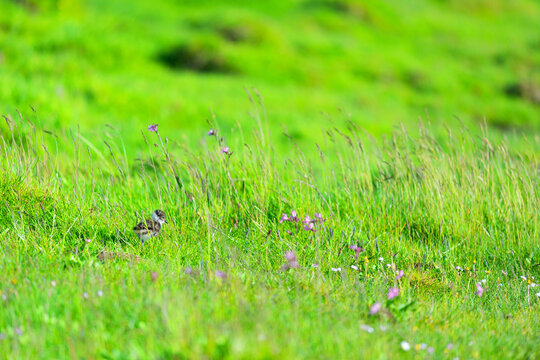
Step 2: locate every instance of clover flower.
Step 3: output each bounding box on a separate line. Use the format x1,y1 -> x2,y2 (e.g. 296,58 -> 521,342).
475,283 -> 484,297
281,251 -> 299,271
369,302 -> 381,315
147,124 -> 158,132
360,324 -> 374,333
387,287 -> 400,300
401,341 -> 411,351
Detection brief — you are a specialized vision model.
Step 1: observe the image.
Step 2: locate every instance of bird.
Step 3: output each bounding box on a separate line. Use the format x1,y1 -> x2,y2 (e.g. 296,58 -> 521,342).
133,209 -> 167,245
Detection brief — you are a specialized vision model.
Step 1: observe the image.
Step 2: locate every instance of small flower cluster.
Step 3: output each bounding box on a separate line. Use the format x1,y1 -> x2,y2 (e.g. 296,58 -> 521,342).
281,251 -> 300,271
278,210 -> 325,232
400,341 -> 435,354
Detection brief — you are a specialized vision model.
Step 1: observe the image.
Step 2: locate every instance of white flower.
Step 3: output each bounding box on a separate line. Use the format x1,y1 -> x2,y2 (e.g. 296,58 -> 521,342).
97,290 -> 103,297
520,276 -> 527,280
331,267 -> 341,272
360,324 -> 374,333
480,279 -> 487,284
386,263 -> 392,267
311,264 -> 319,268
536,292 -> 540,298
401,341 -> 411,351
379,325 -> 387,331
51,281 -> 57,287
378,257 -> 384,262
427,347 -> 435,354
530,283 -> 536,288
350,265 -> 358,270
419,343 -> 427,349
456,266 -> 463,271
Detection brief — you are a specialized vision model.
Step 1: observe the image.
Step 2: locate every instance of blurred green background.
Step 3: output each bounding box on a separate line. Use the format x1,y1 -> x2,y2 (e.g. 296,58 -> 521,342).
0,0 -> 539,150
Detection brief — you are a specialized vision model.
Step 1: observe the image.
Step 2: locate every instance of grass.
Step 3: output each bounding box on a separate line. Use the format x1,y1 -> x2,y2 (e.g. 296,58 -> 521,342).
0,108 -> 538,358
0,0 -> 539,152
1,0 -> 540,358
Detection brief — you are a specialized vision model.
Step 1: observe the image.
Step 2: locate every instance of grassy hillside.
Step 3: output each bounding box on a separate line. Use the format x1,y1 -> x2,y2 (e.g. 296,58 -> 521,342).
0,0 -> 539,152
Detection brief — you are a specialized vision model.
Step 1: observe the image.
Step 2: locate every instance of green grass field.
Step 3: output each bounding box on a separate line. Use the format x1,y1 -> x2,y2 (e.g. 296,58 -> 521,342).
0,0 -> 539,359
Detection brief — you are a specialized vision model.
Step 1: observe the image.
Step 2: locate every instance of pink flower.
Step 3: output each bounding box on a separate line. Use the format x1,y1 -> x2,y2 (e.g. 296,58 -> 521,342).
314,213 -> 324,222
290,210 -> 299,222
369,302 -> 381,315
475,282 -> 484,297
387,287 -> 400,300
147,124 -> 158,132
349,245 -> 364,259
208,129 -> 215,136
502,270 -> 508,276
221,147 -> 230,154
395,270 -> 404,280
285,251 -> 296,262
281,251 -> 299,271
303,222 -> 315,232
215,270 -> 227,279
279,213 -> 289,223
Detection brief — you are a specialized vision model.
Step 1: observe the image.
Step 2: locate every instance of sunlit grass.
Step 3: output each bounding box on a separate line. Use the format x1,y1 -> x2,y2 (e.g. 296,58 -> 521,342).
0,105 -> 538,358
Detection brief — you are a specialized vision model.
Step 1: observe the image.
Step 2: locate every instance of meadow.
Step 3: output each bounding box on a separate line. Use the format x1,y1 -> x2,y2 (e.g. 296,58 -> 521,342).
0,0 -> 540,359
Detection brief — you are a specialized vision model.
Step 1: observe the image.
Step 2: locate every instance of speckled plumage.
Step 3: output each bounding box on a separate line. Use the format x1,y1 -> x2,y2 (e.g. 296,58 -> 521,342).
133,210 -> 167,245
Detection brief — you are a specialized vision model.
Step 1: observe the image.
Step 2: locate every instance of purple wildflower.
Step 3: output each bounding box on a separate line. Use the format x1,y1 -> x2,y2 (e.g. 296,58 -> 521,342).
290,210 -> 299,222
395,270 -> 404,280
387,287 -> 400,300
303,215 -> 317,225
475,282 -> 484,297
369,302 -> 382,315
285,251 -> 297,262
285,230 -> 292,235
279,213 -> 289,223
314,213 -> 324,222
282,251 -> 299,270
215,270 -> 227,279
502,270 -> 508,276
221,147 -> 230,154
331,267 -> 341,272
208,129 -> 215,136
303,222 -> 315,232
147,124 -> 158,132
349,244 -> 364,259
185,266 -> 192,275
